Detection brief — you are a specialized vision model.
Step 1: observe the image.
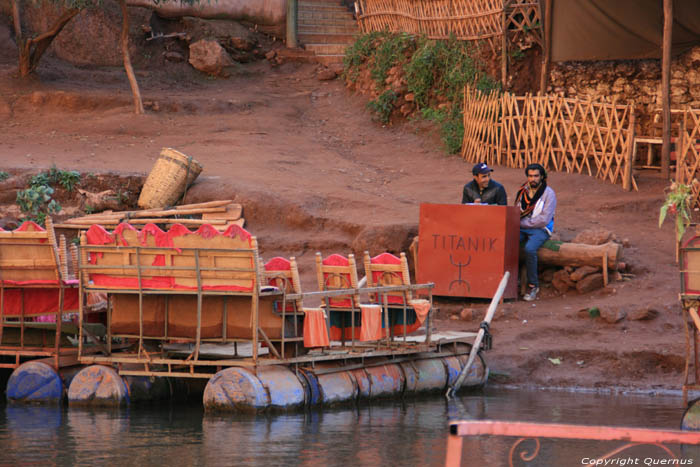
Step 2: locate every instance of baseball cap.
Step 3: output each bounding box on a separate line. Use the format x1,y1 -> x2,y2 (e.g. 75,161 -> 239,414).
472,162 -> 493,176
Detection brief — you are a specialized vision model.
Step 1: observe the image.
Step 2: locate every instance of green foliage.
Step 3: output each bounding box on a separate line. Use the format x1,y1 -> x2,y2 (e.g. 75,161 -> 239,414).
343,32 -> 500,153
369,32 -> 412,87
16,185 -> 61,226
0,171 -> 9,182
343,32 -> 381,82
31,166 -> 81,192
511,48 -> 525,60
367,90 -> 398,124
659,181 -> 693,241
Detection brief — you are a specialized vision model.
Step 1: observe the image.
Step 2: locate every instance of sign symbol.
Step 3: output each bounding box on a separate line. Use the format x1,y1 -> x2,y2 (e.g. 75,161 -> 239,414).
449,254 -> 471,292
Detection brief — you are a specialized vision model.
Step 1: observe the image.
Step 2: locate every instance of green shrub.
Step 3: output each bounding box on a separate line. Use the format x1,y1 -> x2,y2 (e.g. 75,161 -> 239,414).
0,171 -> 9,182
343,31 -> 381,82
369,32 -> 412,87
367,90 -> 398,124
16,185 -> 61,226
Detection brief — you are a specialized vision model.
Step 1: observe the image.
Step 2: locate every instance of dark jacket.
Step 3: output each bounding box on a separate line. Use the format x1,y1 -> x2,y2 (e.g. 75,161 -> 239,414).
461,179 -> 507,205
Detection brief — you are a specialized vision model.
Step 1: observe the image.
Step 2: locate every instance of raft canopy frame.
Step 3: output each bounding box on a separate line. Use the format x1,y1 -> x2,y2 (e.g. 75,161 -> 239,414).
77,234 -> 448,379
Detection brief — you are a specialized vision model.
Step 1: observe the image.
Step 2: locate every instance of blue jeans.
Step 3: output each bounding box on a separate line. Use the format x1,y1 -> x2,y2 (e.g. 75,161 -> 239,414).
520,228 -> 550,288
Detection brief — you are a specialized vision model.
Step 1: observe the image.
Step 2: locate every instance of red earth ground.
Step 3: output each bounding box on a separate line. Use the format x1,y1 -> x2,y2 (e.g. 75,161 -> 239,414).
0,33 -> 689,397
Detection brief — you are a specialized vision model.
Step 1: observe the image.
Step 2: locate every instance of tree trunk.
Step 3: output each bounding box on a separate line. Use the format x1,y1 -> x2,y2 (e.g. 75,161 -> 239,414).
660,0 -> 673,180
535,241 -> 622,270
12,0 -> 78,77
118,0 -> 144,115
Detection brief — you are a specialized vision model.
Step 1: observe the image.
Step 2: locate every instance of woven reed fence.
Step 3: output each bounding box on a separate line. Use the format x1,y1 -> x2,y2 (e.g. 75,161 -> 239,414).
356,0 -> 505,51
461,86 -> 637,191
675,109 -> 700,208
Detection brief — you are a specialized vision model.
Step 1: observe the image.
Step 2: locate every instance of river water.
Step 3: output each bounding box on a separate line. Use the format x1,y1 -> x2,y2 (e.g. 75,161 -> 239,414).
0,388 -> 696,466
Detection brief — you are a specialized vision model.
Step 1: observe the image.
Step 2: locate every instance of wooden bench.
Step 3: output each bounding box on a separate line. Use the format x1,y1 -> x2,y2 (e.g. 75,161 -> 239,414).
80,222 -> 300,360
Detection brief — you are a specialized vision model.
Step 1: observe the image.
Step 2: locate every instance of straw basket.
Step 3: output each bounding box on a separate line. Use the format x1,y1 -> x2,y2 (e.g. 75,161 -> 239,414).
137,148 -> 203,209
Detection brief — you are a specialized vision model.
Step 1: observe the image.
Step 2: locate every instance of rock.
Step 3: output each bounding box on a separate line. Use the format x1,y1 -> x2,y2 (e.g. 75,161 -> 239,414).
449,314 -> 459,320
576,273 -> 604,294
552,269 -> 575,293
351,223 -> 417,256
570,265 -> 600,282
628,306 -> 659,321
230,37 -> 254,51
405,92 -> 415,102
541,268 -> 556,283
188,39 -> 233,76
600,307 -> 627,324
164,51 -> 185,63
317,68 -> 337,81
572,228 -> 613,245
613,271 -> 623,281
459,308 -> 475,321
265,50 -> 277,60
399,103 -> 413,117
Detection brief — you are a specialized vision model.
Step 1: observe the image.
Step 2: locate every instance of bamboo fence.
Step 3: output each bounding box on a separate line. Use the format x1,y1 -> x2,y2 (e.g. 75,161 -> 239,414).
356,0 -> 541,51
461,86 -> 637,191
675,109 -> 700,208
356,0 -> 505,51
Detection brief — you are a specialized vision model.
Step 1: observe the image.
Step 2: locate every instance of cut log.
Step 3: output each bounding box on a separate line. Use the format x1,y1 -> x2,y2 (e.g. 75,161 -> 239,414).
536,241 -> 622,270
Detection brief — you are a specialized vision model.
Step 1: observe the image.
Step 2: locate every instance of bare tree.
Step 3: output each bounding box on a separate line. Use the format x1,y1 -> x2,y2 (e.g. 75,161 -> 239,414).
10,0 -> 148,114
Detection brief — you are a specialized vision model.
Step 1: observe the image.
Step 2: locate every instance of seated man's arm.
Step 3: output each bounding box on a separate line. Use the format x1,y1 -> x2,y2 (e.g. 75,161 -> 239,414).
462,185 -> 474,204
520,189 -> 556,230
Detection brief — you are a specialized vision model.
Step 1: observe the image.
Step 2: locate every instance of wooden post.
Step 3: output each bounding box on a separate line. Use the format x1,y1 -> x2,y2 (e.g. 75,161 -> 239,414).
623,107 -> 635,191
501,1 -> 509,86
539,0 -> 552,94
660,0 -> 673,179
118,0 -> 144,114
286,0 -> 298,48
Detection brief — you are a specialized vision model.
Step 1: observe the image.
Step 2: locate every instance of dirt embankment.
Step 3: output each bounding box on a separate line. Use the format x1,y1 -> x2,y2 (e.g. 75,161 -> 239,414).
0,18 -> 690,395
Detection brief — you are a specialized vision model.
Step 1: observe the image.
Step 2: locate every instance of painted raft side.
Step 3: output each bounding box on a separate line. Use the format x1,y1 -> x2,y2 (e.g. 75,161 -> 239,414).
256,366 -> 305,409
68,365 -> 130,407
203,367 -> 270,412
6,361 -> 64,404
202,354 -> 485,412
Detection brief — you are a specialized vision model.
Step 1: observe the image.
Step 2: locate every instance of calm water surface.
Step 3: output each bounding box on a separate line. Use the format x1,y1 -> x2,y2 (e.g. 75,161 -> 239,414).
0,388 -> 696,466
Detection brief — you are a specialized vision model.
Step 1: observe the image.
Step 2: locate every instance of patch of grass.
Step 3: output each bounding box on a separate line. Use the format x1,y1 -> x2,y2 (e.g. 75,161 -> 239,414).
0,171 -> 9,182
369,32 -> 412,87
342,31 -> 381,82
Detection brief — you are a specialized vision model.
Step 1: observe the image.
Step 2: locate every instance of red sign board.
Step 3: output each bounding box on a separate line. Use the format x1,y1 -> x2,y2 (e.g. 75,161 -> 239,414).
417,203 -> 520,299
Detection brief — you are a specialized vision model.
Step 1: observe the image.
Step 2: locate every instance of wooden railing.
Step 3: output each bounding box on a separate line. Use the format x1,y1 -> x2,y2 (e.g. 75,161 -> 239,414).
461,86 -> 637,191
446,420 -> 700,467
675,109 -> 700,208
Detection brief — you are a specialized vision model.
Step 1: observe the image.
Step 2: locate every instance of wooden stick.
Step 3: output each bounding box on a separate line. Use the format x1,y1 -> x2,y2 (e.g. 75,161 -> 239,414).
446,271 -> 509,398
55,218 -> 228,229
68,206 -> 228,223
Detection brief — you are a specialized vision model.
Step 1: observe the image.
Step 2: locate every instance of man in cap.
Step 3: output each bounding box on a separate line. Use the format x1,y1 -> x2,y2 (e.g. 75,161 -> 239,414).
461,162 -> 507,205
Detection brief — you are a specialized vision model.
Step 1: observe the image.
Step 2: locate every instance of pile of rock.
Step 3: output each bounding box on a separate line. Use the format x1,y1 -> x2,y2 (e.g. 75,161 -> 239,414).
541,227 -> 630,296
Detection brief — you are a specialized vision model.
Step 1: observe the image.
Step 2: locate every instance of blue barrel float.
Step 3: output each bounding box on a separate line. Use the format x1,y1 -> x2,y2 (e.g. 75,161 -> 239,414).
67,364 -> 174,406
203,355 -> 487,412
6,361 -> 83,404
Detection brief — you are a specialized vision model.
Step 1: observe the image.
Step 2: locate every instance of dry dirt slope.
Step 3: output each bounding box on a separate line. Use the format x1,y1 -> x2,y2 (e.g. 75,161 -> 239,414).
0,39 -> 689,394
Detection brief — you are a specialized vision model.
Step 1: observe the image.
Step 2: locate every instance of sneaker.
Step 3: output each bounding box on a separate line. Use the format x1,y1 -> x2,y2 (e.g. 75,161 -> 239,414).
523,286 -> 539,302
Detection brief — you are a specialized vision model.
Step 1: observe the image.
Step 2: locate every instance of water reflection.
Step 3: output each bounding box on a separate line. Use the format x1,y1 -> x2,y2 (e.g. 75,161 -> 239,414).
0,388 -> 695,466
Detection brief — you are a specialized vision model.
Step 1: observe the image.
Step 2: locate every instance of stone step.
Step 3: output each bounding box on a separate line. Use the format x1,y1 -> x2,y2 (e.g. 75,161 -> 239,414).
298,11 -> 355,22
314,54 -> 346,65
304,43 -> 350,55
298,32 -> 358,44
299,3 -> 349,12
299,16 -> 357,25
299,25 -> 358,34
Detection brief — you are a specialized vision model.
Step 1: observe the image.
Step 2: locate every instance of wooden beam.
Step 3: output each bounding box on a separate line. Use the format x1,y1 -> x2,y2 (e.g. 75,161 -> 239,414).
660,0 -> 673,179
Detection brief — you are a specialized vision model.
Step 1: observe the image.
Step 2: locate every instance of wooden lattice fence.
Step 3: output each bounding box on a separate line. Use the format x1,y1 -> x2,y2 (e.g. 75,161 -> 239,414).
676,109 -> 700,208
356,0 -> 505,51
461,86 -> 637,191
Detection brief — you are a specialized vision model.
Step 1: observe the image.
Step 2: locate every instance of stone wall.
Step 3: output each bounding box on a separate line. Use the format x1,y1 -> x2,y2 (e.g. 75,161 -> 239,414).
548,46 -> 700,133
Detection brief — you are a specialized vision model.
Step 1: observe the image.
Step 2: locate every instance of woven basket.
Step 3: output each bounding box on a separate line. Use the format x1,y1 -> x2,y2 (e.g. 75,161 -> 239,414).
137,148 -> 203,209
